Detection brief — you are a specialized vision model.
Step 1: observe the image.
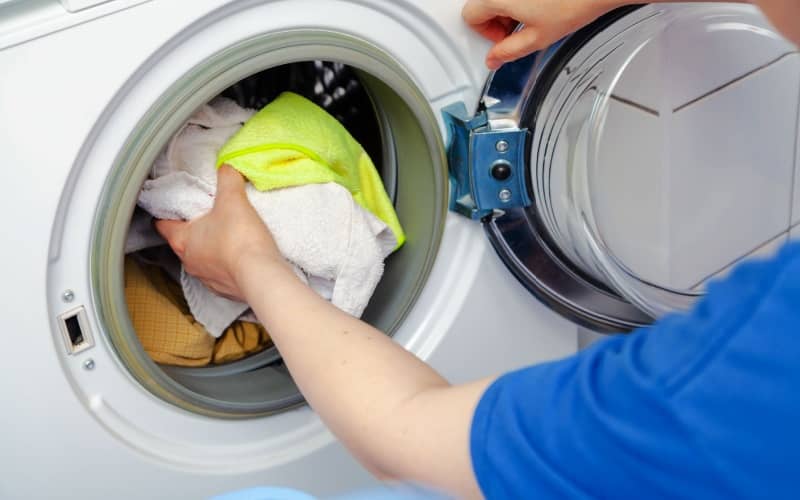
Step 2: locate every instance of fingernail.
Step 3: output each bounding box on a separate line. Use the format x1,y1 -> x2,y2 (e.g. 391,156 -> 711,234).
487,58 -> 502,70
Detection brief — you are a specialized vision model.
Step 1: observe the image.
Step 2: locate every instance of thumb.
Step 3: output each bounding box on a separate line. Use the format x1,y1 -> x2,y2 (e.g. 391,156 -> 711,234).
487,26 -> 540,69
154,219 -> 189,257
216,164 -> 246,199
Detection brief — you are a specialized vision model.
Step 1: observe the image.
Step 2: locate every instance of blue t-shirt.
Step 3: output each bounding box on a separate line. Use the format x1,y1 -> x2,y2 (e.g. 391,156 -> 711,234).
471,242 -> 800,499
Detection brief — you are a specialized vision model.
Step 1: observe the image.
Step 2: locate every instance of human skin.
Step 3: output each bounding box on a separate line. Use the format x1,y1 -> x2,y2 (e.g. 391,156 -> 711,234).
156,3 -> 799,498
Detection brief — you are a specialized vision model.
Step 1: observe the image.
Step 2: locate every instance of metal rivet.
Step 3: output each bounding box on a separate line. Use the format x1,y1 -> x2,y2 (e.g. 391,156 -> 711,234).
491,161 -> 512,181
495,140 -> 510,153
499,189 -> 512,202
62,290 -> 75,303
83,359 -> 95,371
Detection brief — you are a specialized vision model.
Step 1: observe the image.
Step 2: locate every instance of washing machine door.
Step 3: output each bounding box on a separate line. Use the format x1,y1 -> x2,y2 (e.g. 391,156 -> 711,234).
444,4 -> 800,332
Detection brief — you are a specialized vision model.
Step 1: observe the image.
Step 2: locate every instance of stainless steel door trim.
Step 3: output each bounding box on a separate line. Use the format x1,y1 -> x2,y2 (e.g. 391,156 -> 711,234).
485,208 -> 652,332
472,6 -> 652,332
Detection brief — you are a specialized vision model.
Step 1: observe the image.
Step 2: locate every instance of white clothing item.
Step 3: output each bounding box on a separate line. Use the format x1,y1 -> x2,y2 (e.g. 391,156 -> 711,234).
137,98 -> 396,337
125,211 -> 165,254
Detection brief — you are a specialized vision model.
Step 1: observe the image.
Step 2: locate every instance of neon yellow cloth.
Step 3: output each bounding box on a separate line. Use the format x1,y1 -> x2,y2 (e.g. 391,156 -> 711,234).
217,92 -> 405,248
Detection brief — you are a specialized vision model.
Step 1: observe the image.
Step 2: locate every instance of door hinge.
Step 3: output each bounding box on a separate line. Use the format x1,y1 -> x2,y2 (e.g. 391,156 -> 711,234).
443,102 -> 532,220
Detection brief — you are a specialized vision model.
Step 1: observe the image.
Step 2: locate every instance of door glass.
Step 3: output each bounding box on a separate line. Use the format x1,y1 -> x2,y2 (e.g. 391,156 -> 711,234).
532,4 -> 800,317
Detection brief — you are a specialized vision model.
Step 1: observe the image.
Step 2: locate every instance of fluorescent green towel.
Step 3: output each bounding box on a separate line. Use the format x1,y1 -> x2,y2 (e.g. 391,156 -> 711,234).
217,92 -> 405,248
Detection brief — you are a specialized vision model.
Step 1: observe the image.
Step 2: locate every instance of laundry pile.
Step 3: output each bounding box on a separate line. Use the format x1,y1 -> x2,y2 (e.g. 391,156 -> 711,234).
124,253 -> 272,366
125,92 -> 404,367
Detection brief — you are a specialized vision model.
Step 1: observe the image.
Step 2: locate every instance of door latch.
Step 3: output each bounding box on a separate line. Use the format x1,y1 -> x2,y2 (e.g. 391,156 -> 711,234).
443,102 -> 532,220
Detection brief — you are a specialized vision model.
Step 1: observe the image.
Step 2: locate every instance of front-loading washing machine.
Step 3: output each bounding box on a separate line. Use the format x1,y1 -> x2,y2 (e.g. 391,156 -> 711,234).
0,1 -> 797,498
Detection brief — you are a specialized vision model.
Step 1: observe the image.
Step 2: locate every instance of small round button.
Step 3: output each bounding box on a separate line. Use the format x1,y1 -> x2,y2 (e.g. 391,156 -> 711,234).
491,161 -> 512,181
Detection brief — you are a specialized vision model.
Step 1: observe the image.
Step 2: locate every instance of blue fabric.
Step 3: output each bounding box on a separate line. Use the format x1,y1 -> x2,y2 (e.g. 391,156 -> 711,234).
471,242 -> 800,499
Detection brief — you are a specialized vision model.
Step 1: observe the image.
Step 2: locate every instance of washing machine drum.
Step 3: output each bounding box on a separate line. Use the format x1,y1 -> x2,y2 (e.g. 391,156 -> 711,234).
447,4 -> 800,332
87,48 -> 447,418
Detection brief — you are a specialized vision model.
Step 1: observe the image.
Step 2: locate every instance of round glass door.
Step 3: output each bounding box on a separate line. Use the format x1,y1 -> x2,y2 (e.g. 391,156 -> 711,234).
486,3 -> 800,329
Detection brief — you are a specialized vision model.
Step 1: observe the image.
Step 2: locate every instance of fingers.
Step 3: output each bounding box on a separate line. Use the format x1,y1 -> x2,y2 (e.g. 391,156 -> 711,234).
495,16 -> 518,36
487,26 -> 541,69
154,219 -> 188,258
474,17 -> 517,43
462,0 -> 537,69
216,164 -> 246,199
472,21 -> 505,43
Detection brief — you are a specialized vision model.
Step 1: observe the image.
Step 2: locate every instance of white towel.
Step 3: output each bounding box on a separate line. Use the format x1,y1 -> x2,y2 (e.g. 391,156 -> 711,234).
125,211 -> 165,254
137,98 -> 397,337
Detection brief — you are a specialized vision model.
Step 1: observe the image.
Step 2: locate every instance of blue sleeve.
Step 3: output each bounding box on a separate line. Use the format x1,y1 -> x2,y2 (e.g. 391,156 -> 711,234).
471,242 -> 800,499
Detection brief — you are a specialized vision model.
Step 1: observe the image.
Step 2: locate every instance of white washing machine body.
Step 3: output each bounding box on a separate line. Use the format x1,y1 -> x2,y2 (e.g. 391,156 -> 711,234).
0,1 -> 579,498
3,1 -> 796,497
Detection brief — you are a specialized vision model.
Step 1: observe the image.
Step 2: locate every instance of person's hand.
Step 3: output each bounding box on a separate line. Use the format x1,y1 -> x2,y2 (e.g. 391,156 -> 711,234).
462,0 -> 621,69
155,164 -> 286,302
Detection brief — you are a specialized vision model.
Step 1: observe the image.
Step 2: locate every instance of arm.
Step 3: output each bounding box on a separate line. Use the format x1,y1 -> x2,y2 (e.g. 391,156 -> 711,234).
156,166 -> 491,499
462,0 -> 749,69
237,255 -> 493,494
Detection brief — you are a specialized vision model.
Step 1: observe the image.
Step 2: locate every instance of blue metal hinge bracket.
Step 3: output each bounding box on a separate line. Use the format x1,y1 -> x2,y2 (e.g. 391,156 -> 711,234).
443,102 -> 532,220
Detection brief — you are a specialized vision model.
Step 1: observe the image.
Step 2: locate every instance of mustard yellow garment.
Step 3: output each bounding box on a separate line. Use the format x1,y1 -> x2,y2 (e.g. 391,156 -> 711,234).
213,321 -> 272,364
216,91 -> 405,248
124,257 -> 271,367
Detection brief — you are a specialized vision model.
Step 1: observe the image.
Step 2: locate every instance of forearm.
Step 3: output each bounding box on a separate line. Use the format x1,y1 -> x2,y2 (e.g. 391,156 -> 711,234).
237,254 -> 490,497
